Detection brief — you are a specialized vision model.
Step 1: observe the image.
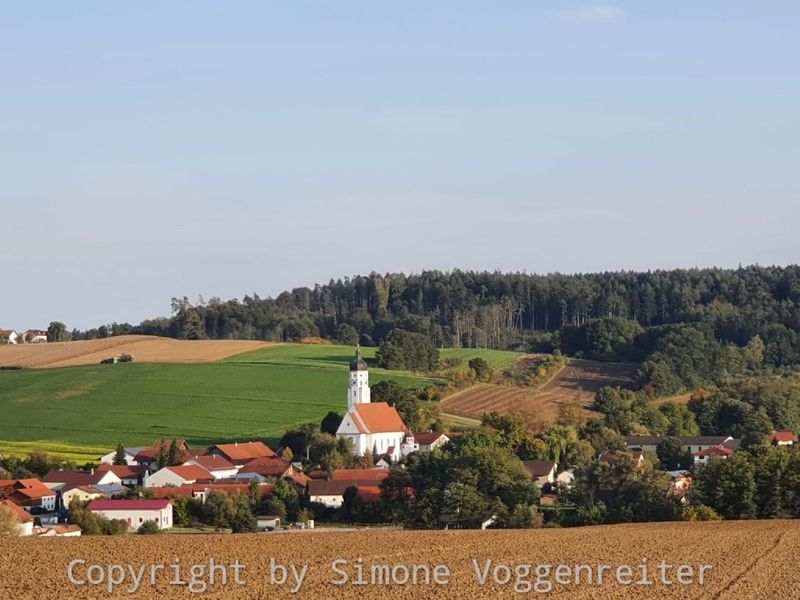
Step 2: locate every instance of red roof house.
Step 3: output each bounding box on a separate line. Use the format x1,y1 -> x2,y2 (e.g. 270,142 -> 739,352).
768,431 -> 798,445
205,442 -> 277,465
0,479 -> 57,511
145,465 -> 214,488
693,446 -> 734,465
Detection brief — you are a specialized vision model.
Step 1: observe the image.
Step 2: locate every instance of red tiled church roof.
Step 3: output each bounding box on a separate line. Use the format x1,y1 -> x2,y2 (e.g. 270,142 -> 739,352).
350,403 -> 406,434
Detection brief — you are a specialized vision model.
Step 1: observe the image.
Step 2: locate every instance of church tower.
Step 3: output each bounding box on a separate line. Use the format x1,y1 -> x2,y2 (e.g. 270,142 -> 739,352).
347,346 -> 371,407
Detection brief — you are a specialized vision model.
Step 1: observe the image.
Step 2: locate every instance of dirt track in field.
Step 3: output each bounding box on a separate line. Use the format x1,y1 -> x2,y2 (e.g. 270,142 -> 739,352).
1,520 -> 797,599
442,359 -> 637,425
0,335 -> 273,369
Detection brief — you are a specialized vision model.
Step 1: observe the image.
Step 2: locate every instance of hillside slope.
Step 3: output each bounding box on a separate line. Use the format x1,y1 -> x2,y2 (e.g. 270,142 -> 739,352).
442,359 -> 637,426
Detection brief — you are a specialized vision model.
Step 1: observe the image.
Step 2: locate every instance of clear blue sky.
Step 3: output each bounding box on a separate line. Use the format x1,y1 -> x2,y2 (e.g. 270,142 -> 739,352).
2,2 -> 798,330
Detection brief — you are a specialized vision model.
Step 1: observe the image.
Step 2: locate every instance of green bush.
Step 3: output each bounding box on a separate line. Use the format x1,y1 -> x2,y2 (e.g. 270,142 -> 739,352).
137,520 -> 161,535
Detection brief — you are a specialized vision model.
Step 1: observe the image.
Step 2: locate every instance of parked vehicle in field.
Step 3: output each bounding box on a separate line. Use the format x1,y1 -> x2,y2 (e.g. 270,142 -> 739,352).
100,354 -> 134,365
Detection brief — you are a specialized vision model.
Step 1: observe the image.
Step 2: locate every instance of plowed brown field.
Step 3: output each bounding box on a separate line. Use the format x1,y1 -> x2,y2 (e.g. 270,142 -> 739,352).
442,359 -> 637,425
0,335 -> 273,369
1,520 -> 797,599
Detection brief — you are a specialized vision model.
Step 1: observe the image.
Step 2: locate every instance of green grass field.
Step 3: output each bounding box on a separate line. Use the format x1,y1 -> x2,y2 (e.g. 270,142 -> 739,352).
0,344 -> 521,461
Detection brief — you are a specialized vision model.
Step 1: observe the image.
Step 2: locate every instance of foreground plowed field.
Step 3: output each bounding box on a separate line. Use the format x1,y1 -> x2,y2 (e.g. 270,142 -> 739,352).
1,520 -> 797,599
0,335 -> 272,369
442,359 -> 637,424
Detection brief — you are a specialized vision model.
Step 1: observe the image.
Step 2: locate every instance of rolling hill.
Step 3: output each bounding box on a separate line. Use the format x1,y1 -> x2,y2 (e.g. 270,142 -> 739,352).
0,342 -> 520,461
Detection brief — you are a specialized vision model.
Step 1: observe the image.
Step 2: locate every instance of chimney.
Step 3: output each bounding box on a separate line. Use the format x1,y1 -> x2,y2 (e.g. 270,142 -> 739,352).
90,468 -> 94,475
235,442 -> 238,447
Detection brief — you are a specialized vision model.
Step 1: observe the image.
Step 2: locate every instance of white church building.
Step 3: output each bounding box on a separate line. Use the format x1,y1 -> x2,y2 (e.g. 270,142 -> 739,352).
336,348 -> 408,463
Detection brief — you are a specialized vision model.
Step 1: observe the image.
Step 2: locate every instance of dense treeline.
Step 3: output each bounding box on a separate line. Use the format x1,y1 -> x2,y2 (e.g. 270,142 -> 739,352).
65,266 -> 800,395
692,443 -> 800,520
592,379 -> 800,447
72,266 -> 800,348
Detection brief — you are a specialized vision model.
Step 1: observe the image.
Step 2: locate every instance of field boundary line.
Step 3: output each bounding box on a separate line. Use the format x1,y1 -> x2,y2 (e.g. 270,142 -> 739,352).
711,530 -> 788,599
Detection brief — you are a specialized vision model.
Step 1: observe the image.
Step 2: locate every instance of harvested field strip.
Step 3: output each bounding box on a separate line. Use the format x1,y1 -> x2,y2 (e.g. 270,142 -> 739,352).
442,358 -> 637,425
1,520 -> 799,598
0,335 -> 273,369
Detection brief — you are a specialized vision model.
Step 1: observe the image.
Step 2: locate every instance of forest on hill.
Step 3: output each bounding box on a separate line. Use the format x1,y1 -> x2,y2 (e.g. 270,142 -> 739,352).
66,265 -> 800,396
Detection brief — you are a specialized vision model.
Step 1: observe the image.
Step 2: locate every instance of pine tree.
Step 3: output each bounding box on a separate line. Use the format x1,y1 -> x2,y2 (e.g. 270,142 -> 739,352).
155,439 -> 169,470
112,443 -> 127,466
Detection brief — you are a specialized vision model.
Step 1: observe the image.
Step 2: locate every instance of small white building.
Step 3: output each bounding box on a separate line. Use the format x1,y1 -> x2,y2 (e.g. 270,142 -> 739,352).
522,460 -> 558,488
307,480 -> 357,508
96,464 -> 148,487
145,465 -> 213,488
22,329 -> 48,343
62,486 -> 106,507
556,469 -> 576,489
336,348 -> 408,463
412,432 -> 451,454
87,499 -> 173,530
693,446 -> 733,466
0,330 -> 19,345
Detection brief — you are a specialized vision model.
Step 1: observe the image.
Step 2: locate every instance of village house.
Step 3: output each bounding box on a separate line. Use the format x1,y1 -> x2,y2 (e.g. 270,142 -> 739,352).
413,432 -> 451,453
0,479 -> 57,512
238,462 -> 310,489
183,455 -> 238,480
693,446 -> 734,466
308,468 -> 390,508
21,329 -> 48,344
133,440 -> 192,470
336,348 -> 408,463
0,329 -> 19,345
42,469 -> 126,509
145,465 -> 214,488
205,441 -> 277,466
62,486 -> 106,507
233,456 -> 302,483
96,464 -> 149,487
330,468 -> 390,484
624,435 -> 739,455
0,499 -> 34,536
398,432 -> 453,457
599,450 -> 645,466
308,480 -> 360,508
87,499 -> 173,531
522,460 -> 558,488
768,431 -> 798,446
43,468 -> 123,492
